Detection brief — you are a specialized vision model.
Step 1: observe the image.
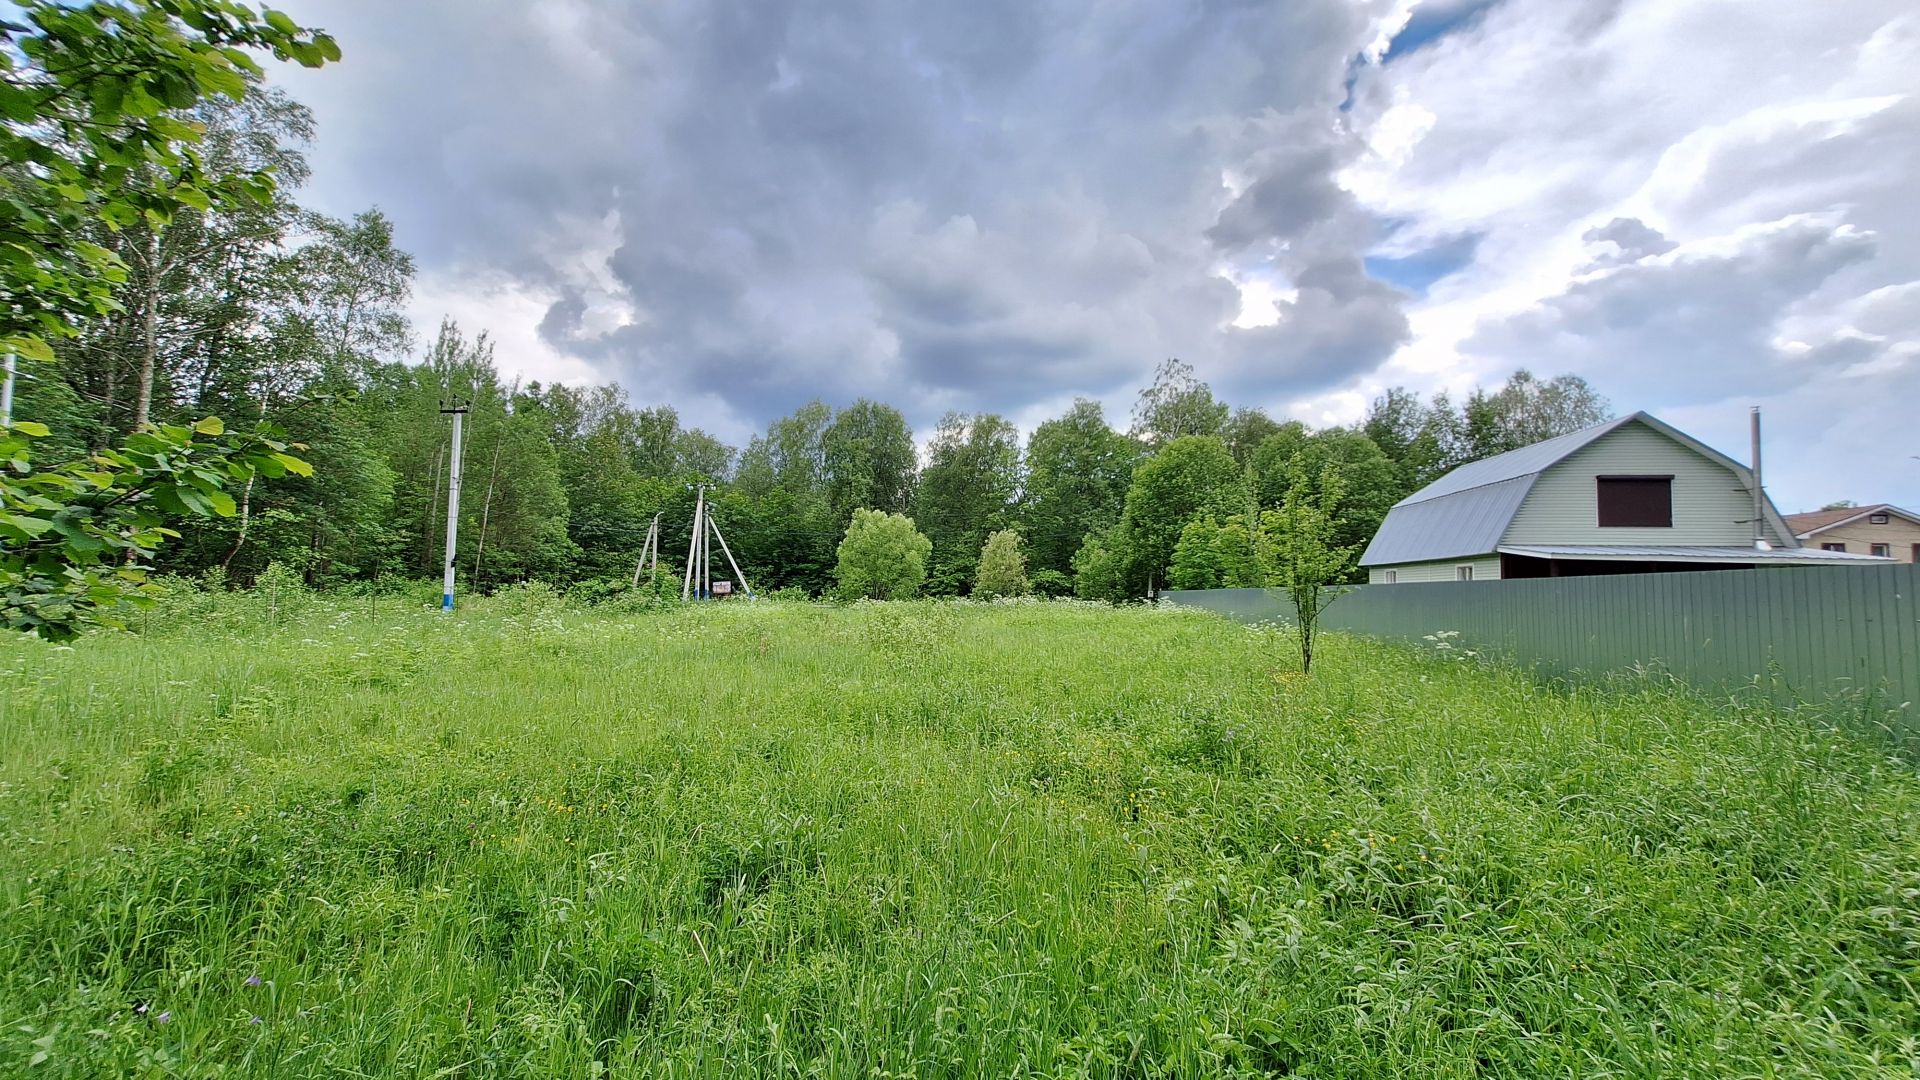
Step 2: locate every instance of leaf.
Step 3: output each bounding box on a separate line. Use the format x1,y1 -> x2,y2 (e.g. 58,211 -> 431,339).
271,453 -> 313,477
191,416 -> 225,436
0,513 -> 53,540
207,490 -> 237,517
172,184 -> 211,213
5,335 -> 54,362
10,421 -> 50,437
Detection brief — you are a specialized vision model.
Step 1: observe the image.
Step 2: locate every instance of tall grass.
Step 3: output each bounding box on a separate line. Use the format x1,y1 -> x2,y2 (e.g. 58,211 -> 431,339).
1,593 -> 1915,1077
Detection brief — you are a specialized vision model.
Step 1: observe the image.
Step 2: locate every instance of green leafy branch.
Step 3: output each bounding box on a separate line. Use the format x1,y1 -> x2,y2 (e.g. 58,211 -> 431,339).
1,415 -> 310,638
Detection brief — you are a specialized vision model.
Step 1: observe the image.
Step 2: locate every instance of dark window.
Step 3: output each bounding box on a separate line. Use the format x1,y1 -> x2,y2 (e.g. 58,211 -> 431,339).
1456,565 -> 1473,581
1383,570 -> 1397,584
1822,542 -> 1846,552
1871,543 -> 1890,558
1596,475 -> 1673,527
1912,543 -> 1919,563
1869,512 -> 1889,524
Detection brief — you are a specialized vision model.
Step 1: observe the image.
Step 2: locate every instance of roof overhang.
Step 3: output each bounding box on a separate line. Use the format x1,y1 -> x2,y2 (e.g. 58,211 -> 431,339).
1498,544 -> 1893,566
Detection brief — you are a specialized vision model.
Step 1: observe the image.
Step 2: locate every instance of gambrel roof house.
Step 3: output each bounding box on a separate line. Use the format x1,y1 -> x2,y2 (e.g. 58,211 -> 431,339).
1361,412 -> 1893,583
1784,504 -> 1920,564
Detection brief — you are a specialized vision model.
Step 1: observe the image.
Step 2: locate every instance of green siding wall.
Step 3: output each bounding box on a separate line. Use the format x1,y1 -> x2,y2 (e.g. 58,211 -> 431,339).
1166,562 -> 1920,753
1503,422 -> 1791,547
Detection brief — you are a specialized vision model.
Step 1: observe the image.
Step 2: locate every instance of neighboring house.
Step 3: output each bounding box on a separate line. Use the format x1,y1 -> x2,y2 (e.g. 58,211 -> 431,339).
1785,504 -> 1920,563
1361,412 -> 1892,583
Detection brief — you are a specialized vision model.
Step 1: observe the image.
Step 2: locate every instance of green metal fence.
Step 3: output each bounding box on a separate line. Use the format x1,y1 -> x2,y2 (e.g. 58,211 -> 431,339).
1164,562 -> 1920,750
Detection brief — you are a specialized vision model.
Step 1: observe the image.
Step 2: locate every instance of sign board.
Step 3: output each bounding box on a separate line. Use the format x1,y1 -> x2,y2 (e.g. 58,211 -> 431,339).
711,580 -> 733,596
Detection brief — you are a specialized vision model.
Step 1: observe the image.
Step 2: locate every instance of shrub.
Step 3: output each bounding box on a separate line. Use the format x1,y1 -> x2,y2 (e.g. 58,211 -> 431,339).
834,509 -> 932,600
1029,569 -> 1073,598
972,529 -> 1029,599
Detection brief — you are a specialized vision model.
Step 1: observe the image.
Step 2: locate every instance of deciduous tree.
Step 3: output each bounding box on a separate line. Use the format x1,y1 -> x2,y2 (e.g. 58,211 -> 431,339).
1117,434 -> 1241,594
1130,358 -> 1228,447
912,411 -> 1019,595
1257,463 -> 1356,674
824,399 -> 915,521
1019,399 -> 1136,577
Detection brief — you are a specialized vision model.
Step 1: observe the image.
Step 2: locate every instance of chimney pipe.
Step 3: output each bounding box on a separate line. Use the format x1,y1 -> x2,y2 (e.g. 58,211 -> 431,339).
1750,406 -> 1768,550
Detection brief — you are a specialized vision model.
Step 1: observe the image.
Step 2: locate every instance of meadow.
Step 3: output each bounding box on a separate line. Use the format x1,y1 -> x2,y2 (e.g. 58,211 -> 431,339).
1,587 -> 1916,1078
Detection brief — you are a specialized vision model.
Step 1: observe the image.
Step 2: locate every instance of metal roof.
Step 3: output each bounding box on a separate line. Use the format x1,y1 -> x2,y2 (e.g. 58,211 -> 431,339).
1360,475 -> 1533,565
1360,411 -> 1800,567
1499,544 -> 1892,565
1392,416 -> 1636,507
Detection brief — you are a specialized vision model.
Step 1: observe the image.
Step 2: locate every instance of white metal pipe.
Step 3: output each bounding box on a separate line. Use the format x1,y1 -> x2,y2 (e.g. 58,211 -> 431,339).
1750,406 -> 1766,549
1,351 -> 14,427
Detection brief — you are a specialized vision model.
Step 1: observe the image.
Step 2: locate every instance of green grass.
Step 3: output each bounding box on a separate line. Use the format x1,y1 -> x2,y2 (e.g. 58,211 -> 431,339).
2,590 -> 1917,1077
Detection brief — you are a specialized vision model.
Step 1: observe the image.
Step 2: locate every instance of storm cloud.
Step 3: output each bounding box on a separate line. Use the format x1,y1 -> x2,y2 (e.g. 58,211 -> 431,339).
276,0 -> 1920,509
276,0 -> 1408,437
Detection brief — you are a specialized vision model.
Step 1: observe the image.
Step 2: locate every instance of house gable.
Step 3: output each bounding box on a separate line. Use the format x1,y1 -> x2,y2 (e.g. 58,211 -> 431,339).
1790,505 -> 1920,560
1501,420 -> 1791,548
1789,504 -> 1920,538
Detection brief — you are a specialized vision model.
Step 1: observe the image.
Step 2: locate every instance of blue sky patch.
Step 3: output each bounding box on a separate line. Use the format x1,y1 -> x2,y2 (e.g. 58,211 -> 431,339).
1365,233 -> 1482,295
1383,0 -> 1503,63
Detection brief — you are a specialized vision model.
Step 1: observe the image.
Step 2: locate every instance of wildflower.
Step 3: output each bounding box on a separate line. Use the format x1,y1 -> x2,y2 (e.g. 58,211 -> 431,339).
155,1012 -> 172,1025
250,1016 -> 263,1026
245,974 -> 263,987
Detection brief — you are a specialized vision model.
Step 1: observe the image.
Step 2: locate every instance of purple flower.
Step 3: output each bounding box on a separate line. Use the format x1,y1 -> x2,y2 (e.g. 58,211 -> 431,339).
245,974 -> 263,987
249,1015 -> 263,1026
155,1012 -> 172,1025
134,1002 -> 149,1015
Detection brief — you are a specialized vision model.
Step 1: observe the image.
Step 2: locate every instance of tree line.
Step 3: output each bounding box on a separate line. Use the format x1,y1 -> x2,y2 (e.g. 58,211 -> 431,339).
0,2 -> 1612,635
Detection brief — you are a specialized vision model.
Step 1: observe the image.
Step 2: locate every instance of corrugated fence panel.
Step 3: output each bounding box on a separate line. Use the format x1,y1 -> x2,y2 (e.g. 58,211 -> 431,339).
1164,562 -> 1920,752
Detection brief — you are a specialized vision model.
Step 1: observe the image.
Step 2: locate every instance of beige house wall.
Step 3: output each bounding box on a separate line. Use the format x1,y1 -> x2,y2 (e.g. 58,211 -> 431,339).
1369,556 -> 1503,584
1802,515 -> 1920,562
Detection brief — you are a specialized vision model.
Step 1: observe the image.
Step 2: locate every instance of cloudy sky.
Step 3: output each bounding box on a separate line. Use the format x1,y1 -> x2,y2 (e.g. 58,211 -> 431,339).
274,0 -> 1919,511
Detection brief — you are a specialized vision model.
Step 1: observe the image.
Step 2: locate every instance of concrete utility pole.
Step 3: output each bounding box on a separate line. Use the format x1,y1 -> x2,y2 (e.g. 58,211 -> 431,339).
440,401 -> 469,610
675,487 -> 755,601
682,485 -> 705,601
702,494 -> 713,598
710,513 -> 755,598
1,350 -> 14,427
632,513 -> 661,587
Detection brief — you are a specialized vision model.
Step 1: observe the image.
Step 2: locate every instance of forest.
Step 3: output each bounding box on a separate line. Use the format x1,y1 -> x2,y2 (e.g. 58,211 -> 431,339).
1,3 -> 1610,613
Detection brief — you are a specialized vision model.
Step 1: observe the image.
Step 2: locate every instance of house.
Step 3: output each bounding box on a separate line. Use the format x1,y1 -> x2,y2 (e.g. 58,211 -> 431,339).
1785,504 -> 1920,563
1361,412 -> 1892,583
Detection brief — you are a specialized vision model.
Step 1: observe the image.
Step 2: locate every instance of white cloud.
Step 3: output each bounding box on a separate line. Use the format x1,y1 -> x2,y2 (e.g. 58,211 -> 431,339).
1329,0 -> 1920,509
409,272 -> 599,389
